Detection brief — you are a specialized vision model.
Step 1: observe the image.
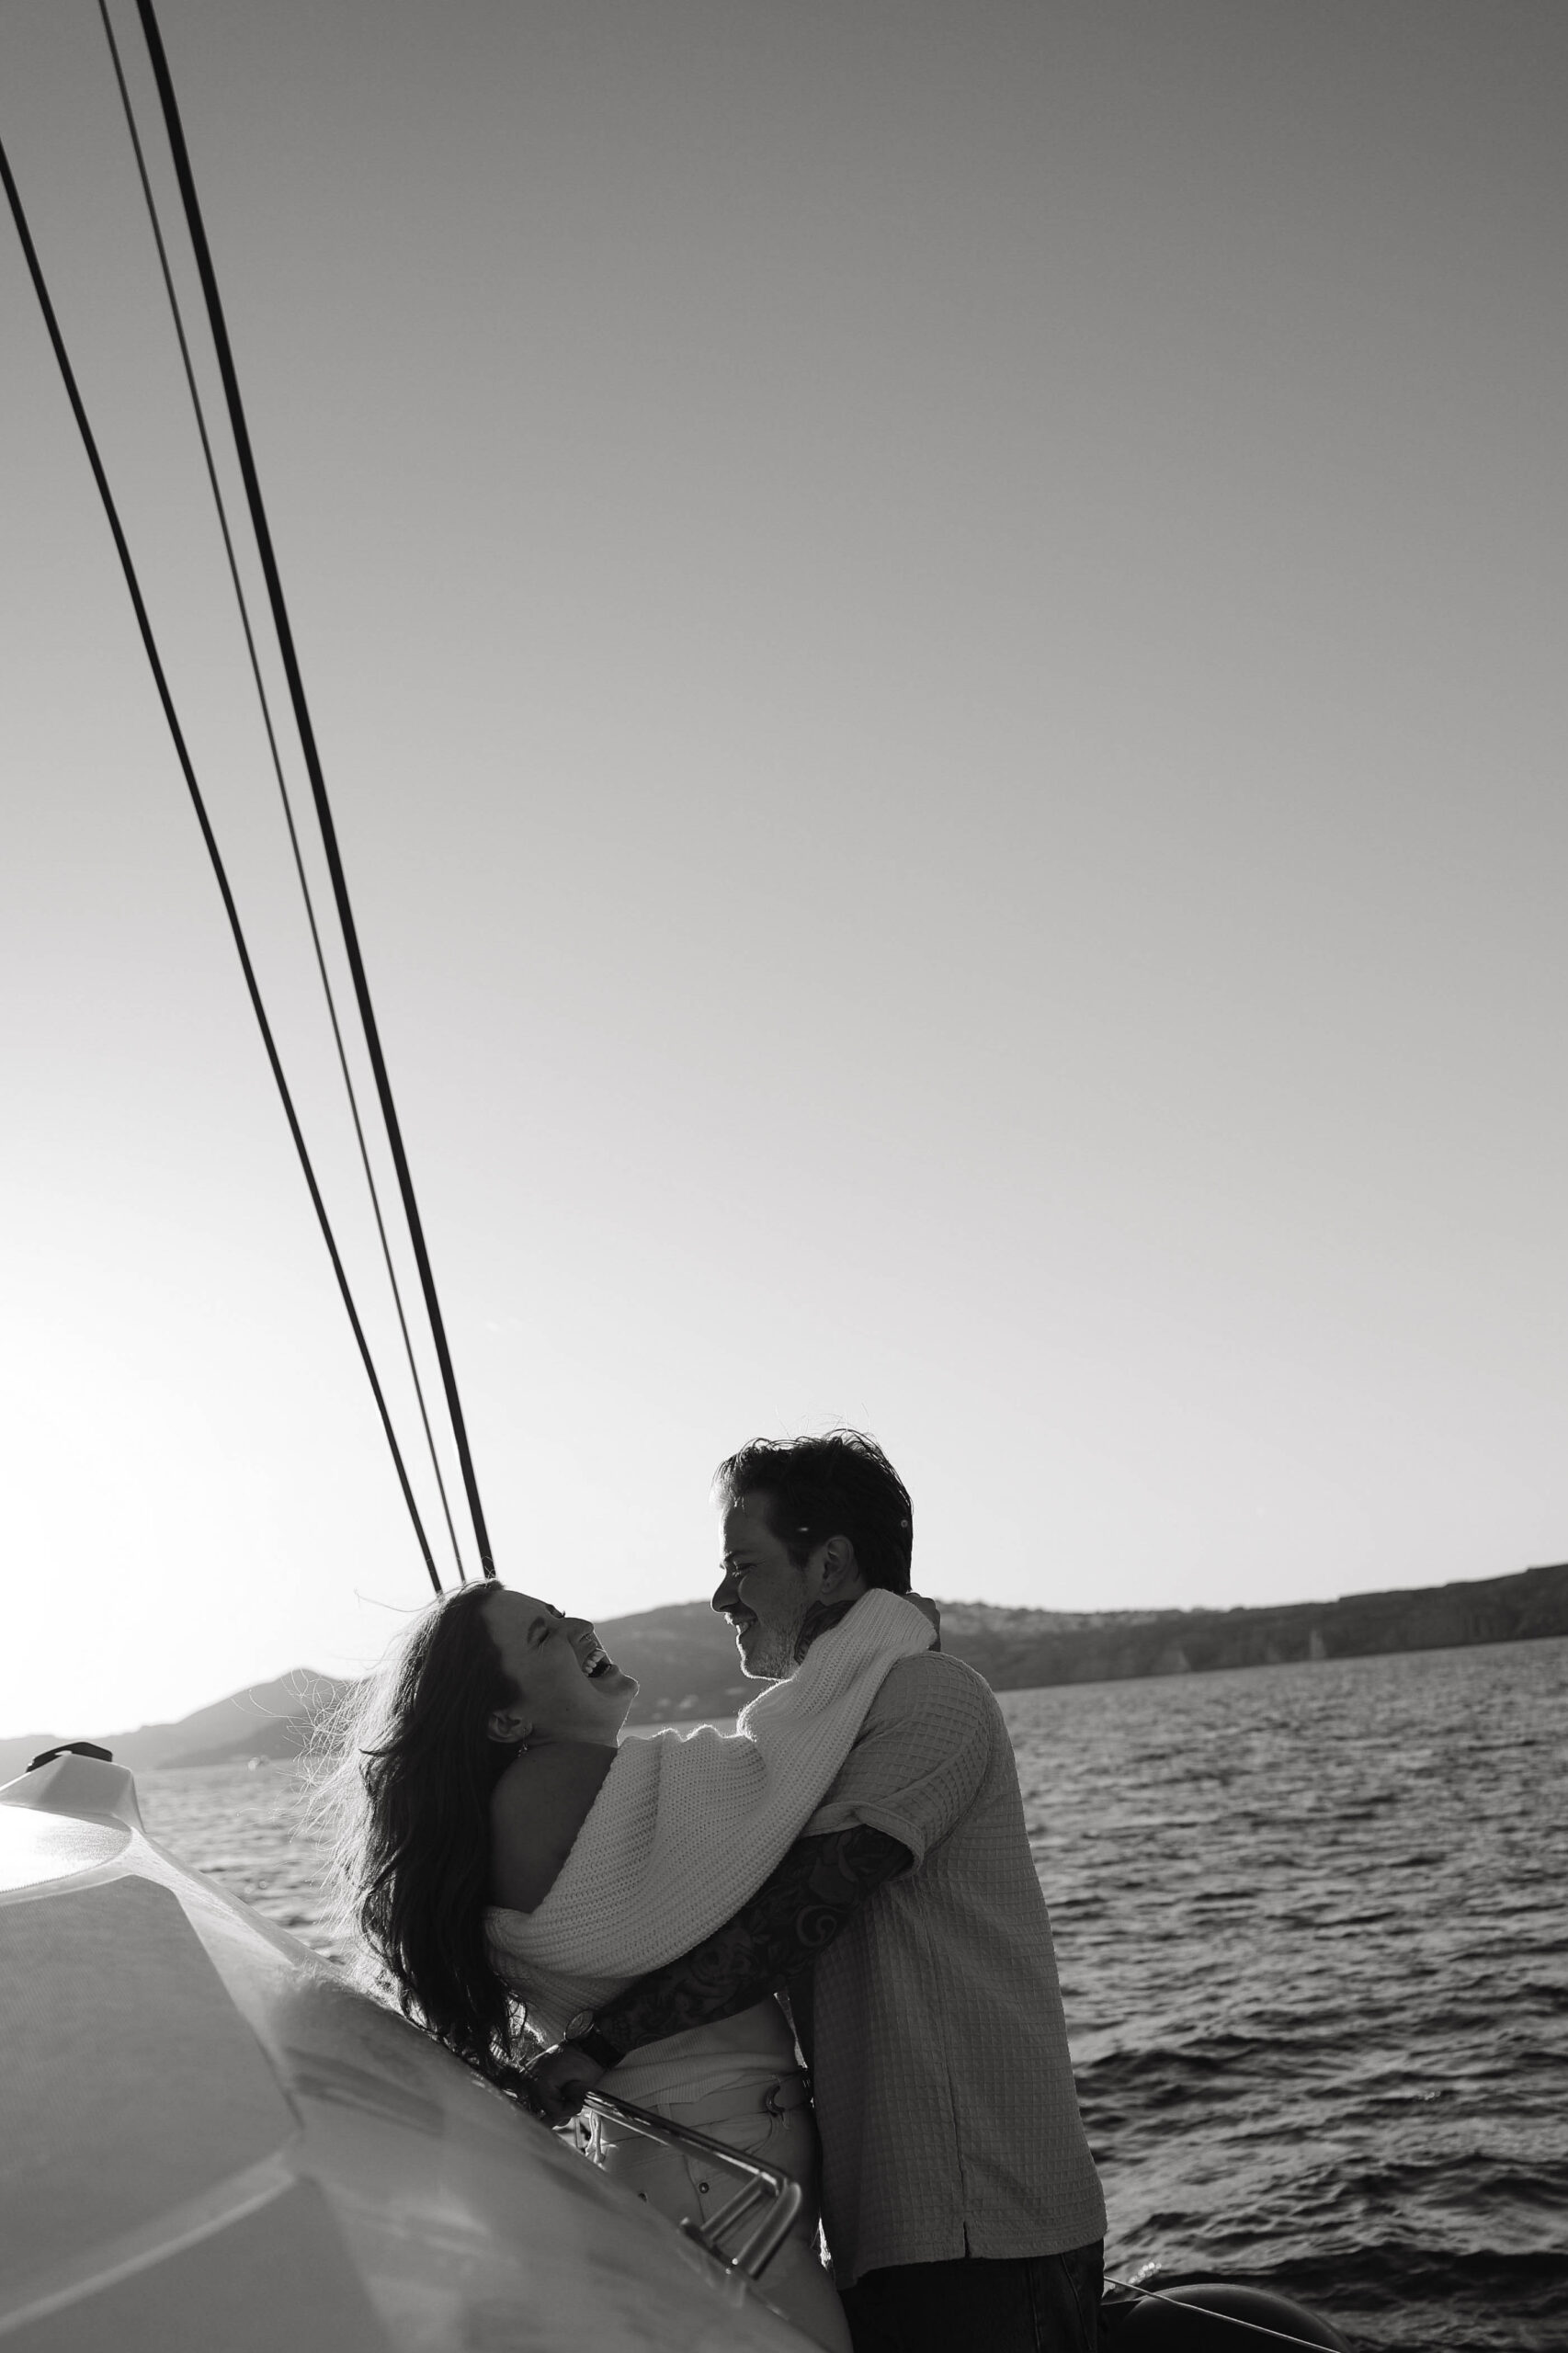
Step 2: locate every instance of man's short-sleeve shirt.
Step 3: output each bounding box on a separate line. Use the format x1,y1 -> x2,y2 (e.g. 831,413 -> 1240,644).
797,1650 -> 1106,2287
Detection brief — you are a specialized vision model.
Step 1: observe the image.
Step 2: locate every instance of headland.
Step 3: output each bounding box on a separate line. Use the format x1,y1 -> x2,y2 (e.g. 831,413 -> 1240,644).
4,1558 -> 1562,1779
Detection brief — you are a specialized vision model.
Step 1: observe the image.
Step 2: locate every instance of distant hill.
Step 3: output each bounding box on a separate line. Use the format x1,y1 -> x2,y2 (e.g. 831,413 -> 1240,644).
600,1560 -> 1568,1723
0,1668 -> 347,1788
600,1595 -> 1173,1725
929,1560 -> 1568,1694
4,1561 -> 1563,1786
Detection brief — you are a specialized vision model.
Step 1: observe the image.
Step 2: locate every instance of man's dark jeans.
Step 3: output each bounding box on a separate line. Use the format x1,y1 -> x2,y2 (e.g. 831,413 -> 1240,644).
839,2241 -> 1103,2353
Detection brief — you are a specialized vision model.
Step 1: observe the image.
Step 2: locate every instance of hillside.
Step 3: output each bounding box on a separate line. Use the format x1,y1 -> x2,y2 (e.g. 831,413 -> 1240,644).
600,1559 -> 1568,1723
4,1560 -> 1563,1784
0,1668 -> 347,1788
929,1560 -> 1568,1695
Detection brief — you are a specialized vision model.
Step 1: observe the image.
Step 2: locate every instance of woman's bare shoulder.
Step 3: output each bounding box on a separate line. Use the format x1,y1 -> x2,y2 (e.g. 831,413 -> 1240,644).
489,1745 -> 615,1914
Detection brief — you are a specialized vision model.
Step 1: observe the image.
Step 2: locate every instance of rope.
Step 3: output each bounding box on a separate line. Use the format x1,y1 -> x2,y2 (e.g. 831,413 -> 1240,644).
96,0 -> 469,1587
0,122 -> 443,1598
1104,2276 -> 1341,2351
131,0 -> 498,1578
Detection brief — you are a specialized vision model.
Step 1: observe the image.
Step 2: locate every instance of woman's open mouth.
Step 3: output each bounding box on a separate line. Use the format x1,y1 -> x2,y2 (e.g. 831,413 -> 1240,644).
576,1637 -> 616,1680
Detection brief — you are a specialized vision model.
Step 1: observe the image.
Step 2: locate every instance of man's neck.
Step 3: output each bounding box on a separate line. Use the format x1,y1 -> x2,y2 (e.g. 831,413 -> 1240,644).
792,1584 -> 869,1665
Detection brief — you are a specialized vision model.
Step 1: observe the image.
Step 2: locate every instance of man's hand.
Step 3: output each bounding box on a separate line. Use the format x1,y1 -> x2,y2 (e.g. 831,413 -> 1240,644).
524,2041 -> 608,2125
907,1593 -> 941,1647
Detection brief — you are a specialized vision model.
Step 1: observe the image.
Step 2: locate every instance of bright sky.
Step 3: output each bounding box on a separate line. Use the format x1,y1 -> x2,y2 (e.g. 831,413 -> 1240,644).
3,0 -> 1564,1740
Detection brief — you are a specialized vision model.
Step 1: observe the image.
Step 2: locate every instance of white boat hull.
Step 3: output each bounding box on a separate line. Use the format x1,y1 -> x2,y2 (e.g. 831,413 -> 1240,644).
0,1753 -> 815,2352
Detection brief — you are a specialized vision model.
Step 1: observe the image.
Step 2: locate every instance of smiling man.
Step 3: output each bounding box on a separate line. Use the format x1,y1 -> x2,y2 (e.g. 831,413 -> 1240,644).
528,1430 -> 1106,2353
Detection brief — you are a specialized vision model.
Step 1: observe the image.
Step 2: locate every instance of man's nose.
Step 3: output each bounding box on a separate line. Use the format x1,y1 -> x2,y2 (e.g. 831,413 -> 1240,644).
711,1568 -> 739,1613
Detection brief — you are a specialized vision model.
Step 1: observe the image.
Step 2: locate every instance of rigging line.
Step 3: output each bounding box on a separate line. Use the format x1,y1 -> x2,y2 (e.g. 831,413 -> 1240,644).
133,0 -> 498,1579
0,125 -> 444,1601
97,0 -> 469,1586
1103,2279 -> 1337,2352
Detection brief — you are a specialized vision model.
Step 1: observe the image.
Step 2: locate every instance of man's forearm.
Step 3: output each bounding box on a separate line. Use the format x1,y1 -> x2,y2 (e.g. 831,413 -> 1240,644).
588,1825 -> 909,2060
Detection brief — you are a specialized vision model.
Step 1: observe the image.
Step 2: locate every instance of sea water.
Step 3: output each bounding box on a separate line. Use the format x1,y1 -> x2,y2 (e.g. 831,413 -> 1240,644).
138,1634 -> 1568,2353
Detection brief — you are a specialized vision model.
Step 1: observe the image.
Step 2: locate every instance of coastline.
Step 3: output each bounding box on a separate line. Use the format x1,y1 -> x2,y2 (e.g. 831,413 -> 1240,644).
612,1557 -> 1568,1726
4,1560 -> 1563,1778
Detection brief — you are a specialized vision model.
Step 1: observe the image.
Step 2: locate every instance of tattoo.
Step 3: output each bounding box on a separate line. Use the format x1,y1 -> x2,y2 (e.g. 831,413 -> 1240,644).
792,1595 -> 860,1664
592,1826 -> 911,2059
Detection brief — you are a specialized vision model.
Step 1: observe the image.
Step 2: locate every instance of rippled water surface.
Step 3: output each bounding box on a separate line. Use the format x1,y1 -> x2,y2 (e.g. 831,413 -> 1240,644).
139,1636 -> 1568,2353
1004,1637 -> 1568,2353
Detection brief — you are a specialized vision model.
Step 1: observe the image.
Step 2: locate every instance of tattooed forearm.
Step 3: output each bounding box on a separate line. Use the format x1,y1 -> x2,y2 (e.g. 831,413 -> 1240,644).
591,1825 -> 911,2059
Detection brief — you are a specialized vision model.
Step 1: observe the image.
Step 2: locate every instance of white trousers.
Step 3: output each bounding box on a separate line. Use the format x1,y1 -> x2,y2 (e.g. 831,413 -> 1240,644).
595,2070 -> 851,2351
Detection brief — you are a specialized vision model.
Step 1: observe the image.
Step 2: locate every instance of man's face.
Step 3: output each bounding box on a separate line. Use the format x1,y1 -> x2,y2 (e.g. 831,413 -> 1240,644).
712,1492 -> 821,1680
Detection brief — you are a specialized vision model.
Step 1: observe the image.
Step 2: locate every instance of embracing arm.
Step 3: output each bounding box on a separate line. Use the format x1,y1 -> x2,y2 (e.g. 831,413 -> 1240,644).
597,1823 -> 909,2052
525,1824 -> 909,2119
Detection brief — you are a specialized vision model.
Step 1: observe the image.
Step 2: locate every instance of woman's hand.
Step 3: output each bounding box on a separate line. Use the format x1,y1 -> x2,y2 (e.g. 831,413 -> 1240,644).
524,2040 -> 607,2125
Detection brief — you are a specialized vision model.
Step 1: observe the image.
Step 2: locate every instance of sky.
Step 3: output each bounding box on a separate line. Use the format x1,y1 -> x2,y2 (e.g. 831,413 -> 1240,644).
2,0 -> 1564,1740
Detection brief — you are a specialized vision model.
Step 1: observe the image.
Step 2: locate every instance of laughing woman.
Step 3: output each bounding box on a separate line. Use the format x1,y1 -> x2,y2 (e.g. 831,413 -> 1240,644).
322,1575 -> 935,2350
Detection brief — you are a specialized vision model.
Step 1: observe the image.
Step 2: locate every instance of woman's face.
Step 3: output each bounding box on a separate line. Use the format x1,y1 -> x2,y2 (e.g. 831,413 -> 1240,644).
482,1587 -> 638,1747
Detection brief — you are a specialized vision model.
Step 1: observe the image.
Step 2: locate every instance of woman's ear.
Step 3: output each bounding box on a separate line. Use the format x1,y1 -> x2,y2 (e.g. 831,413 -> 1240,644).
486,1704 -> 531,1746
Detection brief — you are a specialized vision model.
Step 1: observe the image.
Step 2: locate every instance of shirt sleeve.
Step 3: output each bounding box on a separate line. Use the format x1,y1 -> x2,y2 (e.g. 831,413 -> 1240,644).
801,1653 -> 996,1867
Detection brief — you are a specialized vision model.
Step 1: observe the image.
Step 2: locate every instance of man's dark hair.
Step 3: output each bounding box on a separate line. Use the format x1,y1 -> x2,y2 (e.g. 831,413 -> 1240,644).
715,1428 -> 914,1594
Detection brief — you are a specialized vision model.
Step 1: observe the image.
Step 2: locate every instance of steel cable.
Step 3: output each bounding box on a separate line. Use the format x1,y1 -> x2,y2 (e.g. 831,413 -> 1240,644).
0,122 -> 443,1597
96,0 -> 470,1586
131,0 -> 497,1578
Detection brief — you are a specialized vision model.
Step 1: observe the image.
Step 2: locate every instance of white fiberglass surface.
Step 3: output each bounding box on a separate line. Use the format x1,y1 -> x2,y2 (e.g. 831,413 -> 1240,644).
0,1803 -> 129,1892
0,1875 -> 300,2301
0,1791 -> 820,2351
2,2178 -> 392,2353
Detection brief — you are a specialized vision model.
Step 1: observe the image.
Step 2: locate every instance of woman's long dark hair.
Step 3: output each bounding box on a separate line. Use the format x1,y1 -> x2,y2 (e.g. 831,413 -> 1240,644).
314,1581 -> 524,2074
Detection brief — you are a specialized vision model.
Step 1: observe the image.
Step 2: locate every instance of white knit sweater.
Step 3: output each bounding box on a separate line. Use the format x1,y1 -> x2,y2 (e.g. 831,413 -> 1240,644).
484,1588 -> 936,2040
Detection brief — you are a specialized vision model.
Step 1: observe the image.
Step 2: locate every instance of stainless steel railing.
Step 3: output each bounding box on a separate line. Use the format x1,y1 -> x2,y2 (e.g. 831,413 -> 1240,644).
581,2090 -> 804,2280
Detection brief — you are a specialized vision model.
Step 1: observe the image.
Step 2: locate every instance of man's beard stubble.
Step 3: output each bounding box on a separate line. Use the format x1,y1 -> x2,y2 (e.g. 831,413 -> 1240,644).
738,1611 -> 808,1680
740,1592 -> 861,1679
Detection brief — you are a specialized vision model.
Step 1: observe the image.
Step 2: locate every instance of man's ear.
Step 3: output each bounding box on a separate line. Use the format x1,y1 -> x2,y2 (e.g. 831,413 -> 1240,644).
818,1535 -> 859,1595
486,1704 -> 531,1746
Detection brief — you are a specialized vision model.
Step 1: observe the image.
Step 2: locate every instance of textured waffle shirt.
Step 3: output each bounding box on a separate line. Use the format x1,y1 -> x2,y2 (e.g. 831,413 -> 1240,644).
800,1651 -> 1106,2287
